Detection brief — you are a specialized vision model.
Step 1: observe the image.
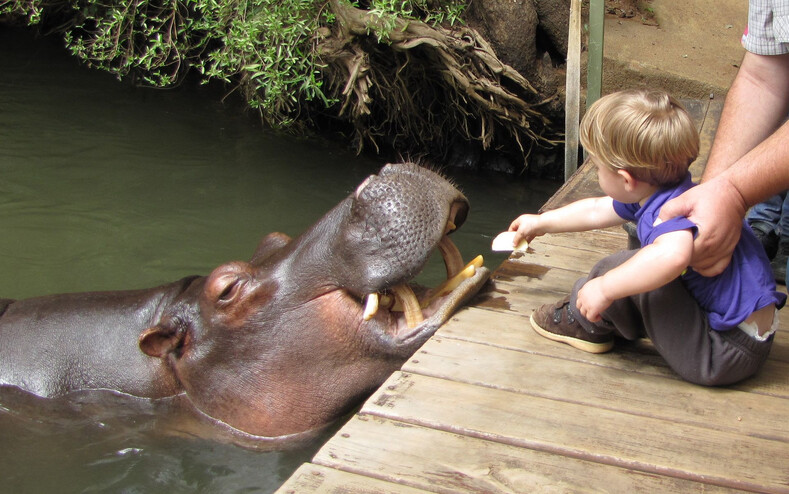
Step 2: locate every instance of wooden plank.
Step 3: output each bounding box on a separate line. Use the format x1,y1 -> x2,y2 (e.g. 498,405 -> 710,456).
472,280 -> 572,316
440,307 -> 789,397
481,231 -> 630,310
541,162 -> 600,211
501,241 -> 612,276
486,262 -> 789,365
440,306 -> 695,381
474,270 -> 588,316
521,229 -> 629,252
677,98 -> 709,136
481,260 -> 789,364
312,415 -> 740,493
485,231 -> 627,292
361,372 -> 789,493
277,463 -> 432,494
478,275 -> 789,376
476,285 -> 789,394
471,279 -> 566,315
405,336 -> 789,442
487,264 -> 584,299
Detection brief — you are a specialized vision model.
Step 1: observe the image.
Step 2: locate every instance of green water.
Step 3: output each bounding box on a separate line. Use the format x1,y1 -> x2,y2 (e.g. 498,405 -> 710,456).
0,26 -> 558,493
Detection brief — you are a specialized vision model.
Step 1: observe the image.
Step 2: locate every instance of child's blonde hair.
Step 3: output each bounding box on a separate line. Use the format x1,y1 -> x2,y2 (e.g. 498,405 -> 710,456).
579,89 -> 699,186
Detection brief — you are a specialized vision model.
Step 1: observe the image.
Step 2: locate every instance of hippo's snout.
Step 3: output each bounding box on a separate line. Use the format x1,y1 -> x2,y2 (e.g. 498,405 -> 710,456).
344,163 -> 487,340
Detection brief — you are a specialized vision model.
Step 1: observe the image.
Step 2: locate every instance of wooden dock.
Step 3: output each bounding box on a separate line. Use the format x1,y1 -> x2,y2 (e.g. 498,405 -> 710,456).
278,99 -> 789,493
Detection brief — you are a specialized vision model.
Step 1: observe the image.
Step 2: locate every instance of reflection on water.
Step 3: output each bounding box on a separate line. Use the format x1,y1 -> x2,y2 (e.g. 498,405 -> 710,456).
0,26 -> 558,492
0,386 -> 332,492
1,28 -> 382,299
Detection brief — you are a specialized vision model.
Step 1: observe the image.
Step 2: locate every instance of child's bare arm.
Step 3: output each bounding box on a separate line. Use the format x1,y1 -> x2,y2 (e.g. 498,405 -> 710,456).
576,229 -> 694,322
508,197 -> 626,245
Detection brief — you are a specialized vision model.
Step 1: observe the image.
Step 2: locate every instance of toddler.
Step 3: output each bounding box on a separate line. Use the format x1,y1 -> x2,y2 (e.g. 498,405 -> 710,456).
508,89 -> 785,385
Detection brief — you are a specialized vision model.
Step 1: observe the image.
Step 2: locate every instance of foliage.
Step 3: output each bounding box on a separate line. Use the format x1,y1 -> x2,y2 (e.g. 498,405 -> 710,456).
0,0 -> 467,129
2,0 -> 562,171
194,0 -> 328,127
364,0 -> 465,42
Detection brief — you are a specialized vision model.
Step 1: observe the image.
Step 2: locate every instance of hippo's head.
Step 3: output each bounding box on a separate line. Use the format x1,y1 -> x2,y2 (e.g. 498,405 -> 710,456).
138,163 -> 490,440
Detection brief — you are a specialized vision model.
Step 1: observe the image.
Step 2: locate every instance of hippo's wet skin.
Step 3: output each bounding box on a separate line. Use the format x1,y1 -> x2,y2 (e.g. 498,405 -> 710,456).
0,163 -> 490,445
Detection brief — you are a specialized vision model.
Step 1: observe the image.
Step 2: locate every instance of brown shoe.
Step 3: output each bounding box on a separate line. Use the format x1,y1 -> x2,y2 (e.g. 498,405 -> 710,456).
530,297 -> 614,354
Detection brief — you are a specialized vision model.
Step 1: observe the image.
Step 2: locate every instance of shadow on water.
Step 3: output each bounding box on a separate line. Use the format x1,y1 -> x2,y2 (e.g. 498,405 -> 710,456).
0,26 -> 560,492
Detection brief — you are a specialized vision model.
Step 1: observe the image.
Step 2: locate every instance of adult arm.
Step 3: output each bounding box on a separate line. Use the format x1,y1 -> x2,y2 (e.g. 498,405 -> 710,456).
658,52 -> 789,276
703,51 -> 789,180
576,229 -> 694,322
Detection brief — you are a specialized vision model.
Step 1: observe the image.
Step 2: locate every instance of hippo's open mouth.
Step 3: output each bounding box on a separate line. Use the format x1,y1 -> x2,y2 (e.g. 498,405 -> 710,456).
361,238 -> 481,323
330,162 -> 490,344
356,214 -> 487,341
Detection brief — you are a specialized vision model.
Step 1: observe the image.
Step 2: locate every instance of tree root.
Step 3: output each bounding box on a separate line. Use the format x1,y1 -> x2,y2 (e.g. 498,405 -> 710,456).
320,0 -> 562,164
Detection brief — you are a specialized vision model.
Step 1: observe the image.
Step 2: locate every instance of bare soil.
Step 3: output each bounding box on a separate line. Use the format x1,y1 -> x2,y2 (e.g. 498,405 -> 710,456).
600,0 -> 747,99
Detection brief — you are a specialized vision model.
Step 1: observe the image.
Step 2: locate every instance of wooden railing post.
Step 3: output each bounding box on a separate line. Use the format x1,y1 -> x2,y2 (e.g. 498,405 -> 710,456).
565,0 -> 605,181
564,0 -> 582,181
587,0 -> 605,107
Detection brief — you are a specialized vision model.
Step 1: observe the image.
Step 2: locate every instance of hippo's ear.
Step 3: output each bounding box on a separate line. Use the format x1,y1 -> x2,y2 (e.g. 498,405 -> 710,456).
250,232 -> 291,265
139,320 -> 185,358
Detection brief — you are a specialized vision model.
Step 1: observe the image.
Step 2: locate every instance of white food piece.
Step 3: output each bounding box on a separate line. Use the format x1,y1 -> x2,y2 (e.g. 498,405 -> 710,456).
491,231 -> 529,252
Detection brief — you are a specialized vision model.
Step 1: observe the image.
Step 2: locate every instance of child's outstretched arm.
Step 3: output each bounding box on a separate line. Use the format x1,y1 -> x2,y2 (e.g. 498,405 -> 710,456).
576,229 -> 694,322
509,196 -> 626,245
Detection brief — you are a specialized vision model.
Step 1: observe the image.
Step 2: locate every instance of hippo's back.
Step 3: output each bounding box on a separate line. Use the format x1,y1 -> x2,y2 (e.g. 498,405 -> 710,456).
0,278 -> 199,398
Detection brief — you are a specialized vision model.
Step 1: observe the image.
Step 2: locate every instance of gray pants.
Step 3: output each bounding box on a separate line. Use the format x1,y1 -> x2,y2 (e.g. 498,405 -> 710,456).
568,250 -> 774,386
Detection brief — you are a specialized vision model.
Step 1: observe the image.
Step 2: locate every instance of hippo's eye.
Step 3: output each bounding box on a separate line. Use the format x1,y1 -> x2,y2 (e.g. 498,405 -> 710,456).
217,279 -> 240,303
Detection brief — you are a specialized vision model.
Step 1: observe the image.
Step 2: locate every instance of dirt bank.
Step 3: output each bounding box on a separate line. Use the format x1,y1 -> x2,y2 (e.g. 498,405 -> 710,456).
600,0 -> 747,99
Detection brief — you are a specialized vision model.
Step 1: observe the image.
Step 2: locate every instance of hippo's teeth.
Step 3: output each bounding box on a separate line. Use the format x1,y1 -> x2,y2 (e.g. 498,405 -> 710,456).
363,293 -> 379,321
438,235 -> 464,279
392,284 -> 424,329
387,255 -> 484,312
419,255 -> 483,309
380,293 -> 394,309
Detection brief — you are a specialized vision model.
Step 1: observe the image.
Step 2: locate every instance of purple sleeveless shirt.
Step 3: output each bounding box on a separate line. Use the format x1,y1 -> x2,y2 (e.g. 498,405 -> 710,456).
613,173 -> 786,331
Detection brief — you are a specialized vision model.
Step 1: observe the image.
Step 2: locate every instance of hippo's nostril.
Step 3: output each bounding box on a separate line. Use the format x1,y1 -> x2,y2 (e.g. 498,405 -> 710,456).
354,176 -> 375,199
448,199 -> 469,229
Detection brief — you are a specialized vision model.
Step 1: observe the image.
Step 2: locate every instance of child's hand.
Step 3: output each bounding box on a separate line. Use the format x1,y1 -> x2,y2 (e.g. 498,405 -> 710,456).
508,214 -> 544,246
575,278 -> 612,322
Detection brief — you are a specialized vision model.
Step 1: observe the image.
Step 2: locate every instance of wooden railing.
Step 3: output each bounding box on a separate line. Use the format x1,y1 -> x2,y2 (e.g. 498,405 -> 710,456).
564,0 -> 605,181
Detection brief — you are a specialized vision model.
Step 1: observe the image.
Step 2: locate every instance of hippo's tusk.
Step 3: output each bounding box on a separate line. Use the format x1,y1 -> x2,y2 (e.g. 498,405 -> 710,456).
419,255 -> 483,309
391,284 -> 424,329
438,235 -> 464,279
363,293 -> 379,320
362,235 -> 481,328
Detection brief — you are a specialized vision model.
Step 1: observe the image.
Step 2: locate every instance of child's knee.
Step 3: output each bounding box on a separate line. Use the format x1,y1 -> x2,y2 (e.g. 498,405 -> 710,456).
589,250 -> 639,278
677,358 -> 764,387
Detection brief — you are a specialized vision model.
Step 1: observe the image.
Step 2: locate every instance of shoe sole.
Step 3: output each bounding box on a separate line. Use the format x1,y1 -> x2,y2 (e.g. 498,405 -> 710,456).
530,313 -> 614,354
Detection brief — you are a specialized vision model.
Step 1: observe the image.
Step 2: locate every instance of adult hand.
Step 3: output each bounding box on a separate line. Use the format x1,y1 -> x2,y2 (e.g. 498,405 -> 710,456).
657,176 -> 747,276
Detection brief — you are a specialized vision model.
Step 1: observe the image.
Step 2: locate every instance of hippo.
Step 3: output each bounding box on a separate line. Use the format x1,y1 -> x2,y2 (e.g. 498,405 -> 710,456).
0,162 -> 490,447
